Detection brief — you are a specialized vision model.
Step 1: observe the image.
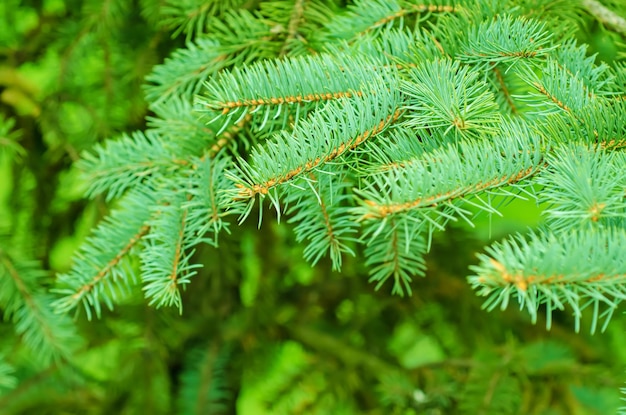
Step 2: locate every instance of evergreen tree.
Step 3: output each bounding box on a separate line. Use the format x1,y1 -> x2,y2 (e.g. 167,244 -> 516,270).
1,0 -> 625,413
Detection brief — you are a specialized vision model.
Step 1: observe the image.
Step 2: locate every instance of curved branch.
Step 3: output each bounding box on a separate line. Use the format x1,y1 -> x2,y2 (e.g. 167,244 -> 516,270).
582,0 -> 626,36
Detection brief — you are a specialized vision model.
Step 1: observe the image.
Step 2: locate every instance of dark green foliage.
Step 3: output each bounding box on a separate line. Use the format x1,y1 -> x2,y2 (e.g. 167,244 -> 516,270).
176,343 -> 232,415
0,249 -> 82,362
1,0 -> 626,414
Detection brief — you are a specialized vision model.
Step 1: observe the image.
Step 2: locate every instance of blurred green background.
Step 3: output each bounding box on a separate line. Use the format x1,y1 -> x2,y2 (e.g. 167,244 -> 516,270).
1,1 -> 626,414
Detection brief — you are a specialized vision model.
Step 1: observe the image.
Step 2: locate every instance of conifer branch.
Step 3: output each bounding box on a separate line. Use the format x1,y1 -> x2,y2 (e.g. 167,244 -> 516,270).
11,2 -> 626,411
147,97 -> 226,159
549,41 -> 613,100
176,343 -> 232,414
522,59 -> 603,117
214,90 -> 362,115
142,191 -> 201,311
537,145 -> 626,232
79,131 -> 190,201
532,83 -> 572,113
401,59 -> 500,139
359,166 -> 536,220
69,225 -> 149,309
51,0 -> 626,345
285,170 -> 357,270
279,0 -> 306,57
0,253 -> 55,344
537,100 -> 626,150
354,123 -> 544,221
160,0 -> 249,41
362,3 -> 458,36
469,228 -> 626,333
362,216 -> 427,296
0,251 -> 80,362
236,107 -> 401,200
491,65 -> 518,114
325,0 -> 460,40
359,127 -> 454,175
197,53 -> 389,131
144,38 -> 230,105
349,27 -> 445,68
185,157 -> 232,247
143,159 -> 231,311
458,15 -> 556,67
207,115 -> 251,158
229,83 -> 401,204
206,8 -> 286,62
600,137 -> 626,150
54,190 -> 156,318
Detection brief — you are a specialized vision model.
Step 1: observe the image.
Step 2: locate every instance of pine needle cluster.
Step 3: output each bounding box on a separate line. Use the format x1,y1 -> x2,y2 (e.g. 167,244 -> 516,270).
56,0 -> 625,335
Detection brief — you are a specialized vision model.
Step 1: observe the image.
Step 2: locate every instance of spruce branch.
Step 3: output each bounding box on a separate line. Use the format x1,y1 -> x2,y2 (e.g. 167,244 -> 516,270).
197,53 -> 391,131
611,62 -> 626,97
176,343 -> 232,415
348,27 -> 444,67
206,115 -> 252,158
510,0 -> 586,38
324,0 -> 459,40
210,10 -> 282,62
0,251 -> 81,363
53,190 -> 156,319
55,0 -> 626,333
537,144 -> 626,232
78,130 -> 190,201
401,59 -> 500,140
160,0 -> 250,41
284,169 -> 358,271
458,14 -> 556,68
184,156 -> 233,247
537,99 -> 626,149
147,97 -> 219,154
267,0 -> 340,56
358,127 -> 442,174
144,38 -> 230,105
226,80 -> 401,215
549,40 -> 613,98
141,190 -> 202,311
353,120 -> 544,221
362,216 -> 427,296
490,64 -> 519,114
469,228 -> 626,333
278,0 -> 307,57
520,59 -> 604,117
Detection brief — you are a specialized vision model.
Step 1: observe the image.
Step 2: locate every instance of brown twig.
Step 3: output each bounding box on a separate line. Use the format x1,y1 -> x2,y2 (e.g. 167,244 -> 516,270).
582,0 -> 626,36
